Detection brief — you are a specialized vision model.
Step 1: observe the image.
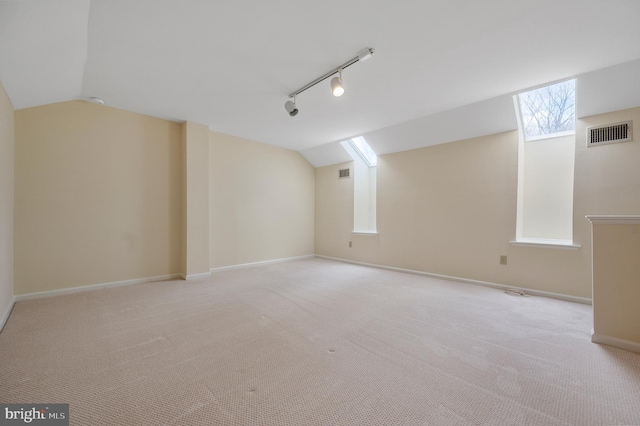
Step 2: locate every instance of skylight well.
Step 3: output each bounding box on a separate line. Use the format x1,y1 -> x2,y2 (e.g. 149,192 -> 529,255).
513,79 -> 577,246
347,136 -> 377,166
340,136 -> 377,233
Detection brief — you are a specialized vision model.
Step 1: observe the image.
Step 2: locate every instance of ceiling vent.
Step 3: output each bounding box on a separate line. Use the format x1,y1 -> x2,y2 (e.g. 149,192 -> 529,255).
339,168 -> 350,179
587,121 -> 632,147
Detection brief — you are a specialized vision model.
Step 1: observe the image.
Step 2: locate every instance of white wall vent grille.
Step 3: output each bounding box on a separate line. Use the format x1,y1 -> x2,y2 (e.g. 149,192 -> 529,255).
339,168 -> 350,178
587,121 -> 632,147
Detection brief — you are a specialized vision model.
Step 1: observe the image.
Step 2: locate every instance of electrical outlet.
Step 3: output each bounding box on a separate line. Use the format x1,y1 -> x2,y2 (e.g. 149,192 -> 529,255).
349,241 -> 352,248
500,255 -> 507,265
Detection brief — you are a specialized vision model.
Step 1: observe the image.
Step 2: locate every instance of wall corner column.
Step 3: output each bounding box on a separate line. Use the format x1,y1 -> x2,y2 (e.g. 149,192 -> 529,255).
586,215 -> 640,353
181,121 -> 210,279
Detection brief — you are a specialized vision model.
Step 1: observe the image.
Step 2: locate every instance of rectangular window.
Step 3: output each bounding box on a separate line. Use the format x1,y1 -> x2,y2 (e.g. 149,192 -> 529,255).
513,79 -> 577,246
517,79 -> 576,141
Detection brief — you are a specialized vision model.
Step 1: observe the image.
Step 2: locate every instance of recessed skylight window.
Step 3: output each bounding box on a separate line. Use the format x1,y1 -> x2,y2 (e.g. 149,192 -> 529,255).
346,136 -> 377,166
339,135 -> 377,233
517,79 -> 576,141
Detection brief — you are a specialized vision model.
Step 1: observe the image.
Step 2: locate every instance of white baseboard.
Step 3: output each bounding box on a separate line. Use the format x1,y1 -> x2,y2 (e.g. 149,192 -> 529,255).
12,255 -> 316,301
0,296 -> 16,333
315,255 -> 592,305
592,331 -> 640,354
180,272 -> 212,280
14,274 -> 182,302
210,255 -> 315,273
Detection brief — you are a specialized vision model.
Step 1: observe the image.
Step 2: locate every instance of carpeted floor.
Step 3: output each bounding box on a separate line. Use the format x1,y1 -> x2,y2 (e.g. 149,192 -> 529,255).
1,258 -> 639,425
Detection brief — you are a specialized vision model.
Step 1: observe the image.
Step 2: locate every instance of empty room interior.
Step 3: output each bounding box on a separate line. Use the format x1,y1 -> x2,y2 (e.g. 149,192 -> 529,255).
1,1 -> 640,425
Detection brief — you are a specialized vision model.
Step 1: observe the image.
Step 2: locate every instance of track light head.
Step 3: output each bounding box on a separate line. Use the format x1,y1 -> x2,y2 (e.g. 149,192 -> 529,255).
331,77 -> 344,97
284,99 -> 298,117
331,70 -> 344,97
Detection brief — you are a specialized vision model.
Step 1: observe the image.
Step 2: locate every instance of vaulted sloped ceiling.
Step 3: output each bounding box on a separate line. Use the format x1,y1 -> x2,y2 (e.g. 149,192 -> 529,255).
1,0 -> 640,165
0,0 -> 89,108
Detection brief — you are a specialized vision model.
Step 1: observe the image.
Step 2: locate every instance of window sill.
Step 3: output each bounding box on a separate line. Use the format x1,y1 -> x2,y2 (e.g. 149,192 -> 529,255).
510,239 -> 581,249
352,231 -> 379,236
524,131 -> 575,142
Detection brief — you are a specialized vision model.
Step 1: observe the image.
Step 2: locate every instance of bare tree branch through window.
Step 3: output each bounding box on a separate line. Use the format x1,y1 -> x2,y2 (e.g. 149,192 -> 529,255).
518,80 -> 576,140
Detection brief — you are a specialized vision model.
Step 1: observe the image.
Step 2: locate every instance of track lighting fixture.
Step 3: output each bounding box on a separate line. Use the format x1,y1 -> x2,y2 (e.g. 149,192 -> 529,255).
330,70 -> 344,97
284,47 -> 374,117
284,96 -> 298,116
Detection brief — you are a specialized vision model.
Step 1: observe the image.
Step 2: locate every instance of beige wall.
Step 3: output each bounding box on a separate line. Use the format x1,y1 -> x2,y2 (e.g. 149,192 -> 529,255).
591,221 -> 640,346
315,161 -> 354,259
8,94 -> 638,301
182,121 -> 210,278
0,81 -> 14,320
315,106 -> 640,299
14,101 -> 183,294
209,131 -> 315,268
317,132 -> 530,287
574,108 -> 640,220
571,106 -> 640,295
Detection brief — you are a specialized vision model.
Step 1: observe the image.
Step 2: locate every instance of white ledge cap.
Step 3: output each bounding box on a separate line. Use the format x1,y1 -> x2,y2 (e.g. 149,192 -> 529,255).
586,215 -> 640,224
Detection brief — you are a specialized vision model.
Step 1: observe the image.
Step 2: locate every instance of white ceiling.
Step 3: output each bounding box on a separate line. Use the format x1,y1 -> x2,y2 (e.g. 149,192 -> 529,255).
2,0 -> 640,162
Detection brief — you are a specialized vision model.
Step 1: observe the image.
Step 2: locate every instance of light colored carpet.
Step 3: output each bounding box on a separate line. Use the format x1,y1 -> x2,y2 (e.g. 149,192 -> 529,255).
1,258 -> 639,425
